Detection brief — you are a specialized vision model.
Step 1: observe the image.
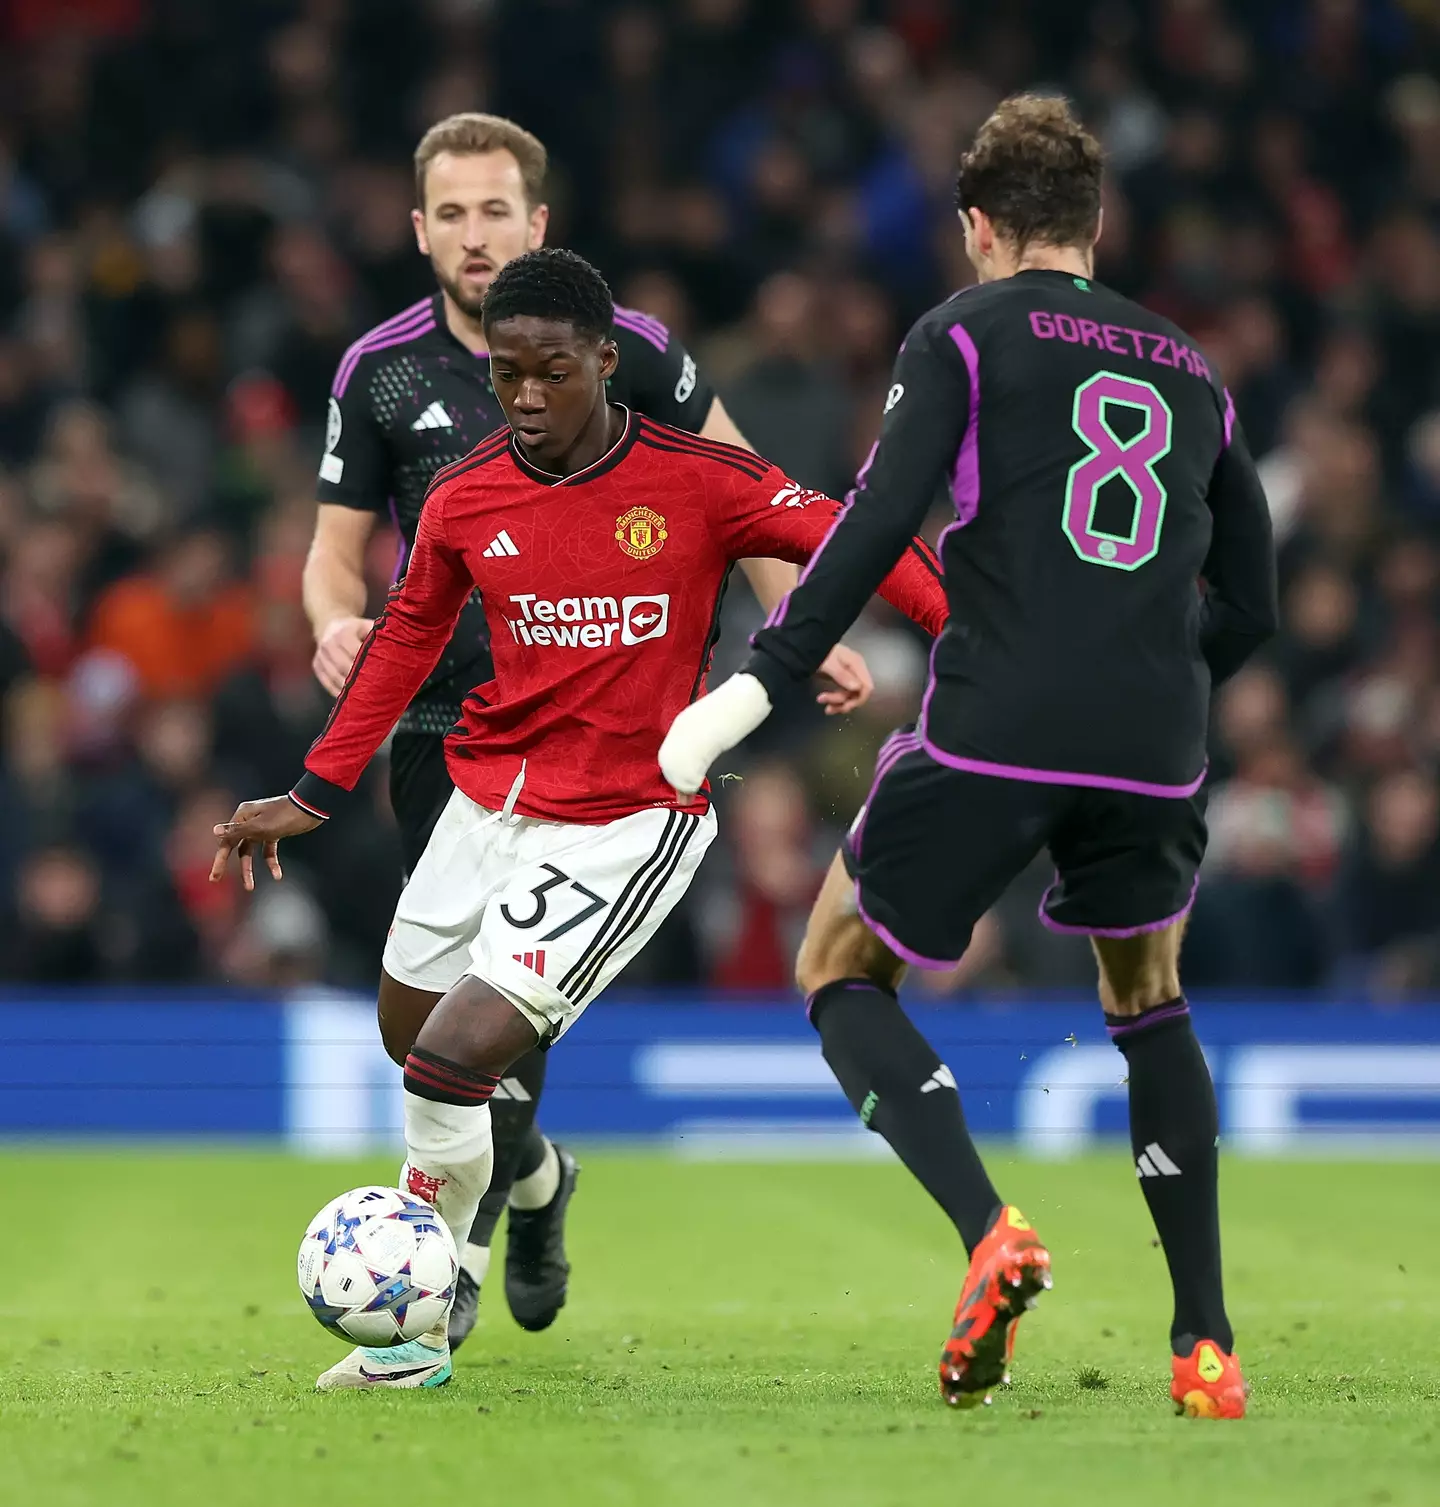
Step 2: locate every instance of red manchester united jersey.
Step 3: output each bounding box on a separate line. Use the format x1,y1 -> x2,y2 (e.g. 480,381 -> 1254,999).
294,411 -> 947,824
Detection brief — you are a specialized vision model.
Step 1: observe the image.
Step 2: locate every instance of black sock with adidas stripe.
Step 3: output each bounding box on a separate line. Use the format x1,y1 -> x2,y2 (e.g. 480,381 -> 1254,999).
809,979 -> 1001,1254
1108,999 -> 1233,1355
467,1047 -> 549,1248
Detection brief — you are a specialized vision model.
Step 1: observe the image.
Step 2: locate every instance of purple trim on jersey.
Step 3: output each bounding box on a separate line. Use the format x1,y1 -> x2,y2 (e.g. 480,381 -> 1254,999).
912,328 -> 982,750
754,464 -> 869,638
1105,1000 -> 1191,1039
1040,876 -> 1199,940
856,885 -> 959,970
388,496 -> 408,583
916,517 -> 967,749
757,437 -> 881,636
917,736 -> 1208,799
1221,387 -> 1235,451
613,305 -> 670,352
946,322 -> 982,525
332,302 -> 437,397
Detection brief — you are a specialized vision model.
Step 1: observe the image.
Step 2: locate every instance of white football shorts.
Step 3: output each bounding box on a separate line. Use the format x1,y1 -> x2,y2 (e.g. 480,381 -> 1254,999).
382,788 -> 716,1042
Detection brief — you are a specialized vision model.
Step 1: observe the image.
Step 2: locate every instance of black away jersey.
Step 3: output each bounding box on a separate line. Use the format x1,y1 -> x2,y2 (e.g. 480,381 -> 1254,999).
747,270 -> 1278,795
316,293 -> 716,733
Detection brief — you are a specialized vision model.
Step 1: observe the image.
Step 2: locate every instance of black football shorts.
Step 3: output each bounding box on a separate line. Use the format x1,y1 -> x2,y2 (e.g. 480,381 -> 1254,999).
842,727 -> 1207,967
389,731 -> 457,878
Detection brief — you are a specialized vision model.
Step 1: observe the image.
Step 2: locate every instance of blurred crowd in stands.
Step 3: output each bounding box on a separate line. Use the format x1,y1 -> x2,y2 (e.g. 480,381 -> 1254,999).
1,0 -> 1438,998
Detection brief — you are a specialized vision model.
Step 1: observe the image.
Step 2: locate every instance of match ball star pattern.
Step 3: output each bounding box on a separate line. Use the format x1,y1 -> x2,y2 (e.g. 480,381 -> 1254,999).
297,1185 -> 457,1346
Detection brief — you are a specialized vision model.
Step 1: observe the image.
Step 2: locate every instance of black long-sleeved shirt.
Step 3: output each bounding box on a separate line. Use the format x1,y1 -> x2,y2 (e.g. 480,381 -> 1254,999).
745,270 -> 1278,797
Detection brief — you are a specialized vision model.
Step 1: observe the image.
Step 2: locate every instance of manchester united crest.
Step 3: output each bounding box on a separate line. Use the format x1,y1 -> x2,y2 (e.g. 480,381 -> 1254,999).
615,505 -> 668,560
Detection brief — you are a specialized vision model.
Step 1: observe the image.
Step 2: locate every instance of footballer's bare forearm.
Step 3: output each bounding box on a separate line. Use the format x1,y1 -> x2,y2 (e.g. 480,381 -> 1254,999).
739,555 -> 799,614
304,503 -> 377,637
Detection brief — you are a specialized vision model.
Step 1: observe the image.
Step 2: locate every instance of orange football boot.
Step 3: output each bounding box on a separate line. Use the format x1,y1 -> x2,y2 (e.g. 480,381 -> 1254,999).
1171,1339 -> 1247,1419
939,1205 -> 1052,1409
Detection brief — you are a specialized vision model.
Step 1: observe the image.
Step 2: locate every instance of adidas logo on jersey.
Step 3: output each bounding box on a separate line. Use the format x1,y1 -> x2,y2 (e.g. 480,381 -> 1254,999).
1135,1142 -> 1182,1177
920,1064 -> 957,1094
483,530 -> 520,558
505,592 -> 669,649
411,401 -> 454,430
768,483 -> 821,509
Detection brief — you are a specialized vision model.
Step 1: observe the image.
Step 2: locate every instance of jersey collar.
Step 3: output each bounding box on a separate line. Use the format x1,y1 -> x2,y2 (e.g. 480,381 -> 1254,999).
432,292 -> 491,363
508,405 -> 637,487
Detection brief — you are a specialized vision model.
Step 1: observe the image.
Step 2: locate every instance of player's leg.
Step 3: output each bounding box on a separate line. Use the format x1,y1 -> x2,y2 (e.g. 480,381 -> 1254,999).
797,853 -> 1005,1253
1092,923 -> 1243,1417
1047,790 -> 1243,1418
389,733 -> 561,1339
316,967 -> 535,1392
802,742 -> 1054,1408
318,787 -> 524,1390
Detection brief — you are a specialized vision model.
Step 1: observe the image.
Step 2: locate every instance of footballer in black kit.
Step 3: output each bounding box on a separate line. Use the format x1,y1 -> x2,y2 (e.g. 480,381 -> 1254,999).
317,287 -> 715,864
664,95 -> 1276,1418
754,266 -> 1271,960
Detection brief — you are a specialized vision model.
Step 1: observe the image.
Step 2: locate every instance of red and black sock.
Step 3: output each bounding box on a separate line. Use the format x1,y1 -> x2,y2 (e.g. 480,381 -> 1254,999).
809,978 -> 1001,1254
404,1047 -> 500,1107
1108,998 -> 1233,1355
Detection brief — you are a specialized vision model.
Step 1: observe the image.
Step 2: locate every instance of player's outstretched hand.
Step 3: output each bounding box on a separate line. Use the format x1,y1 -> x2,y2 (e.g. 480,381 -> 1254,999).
816,644 -> 873,715
659,673 -> 773,796
210,796 -> 323,891
313,615 -> 373,697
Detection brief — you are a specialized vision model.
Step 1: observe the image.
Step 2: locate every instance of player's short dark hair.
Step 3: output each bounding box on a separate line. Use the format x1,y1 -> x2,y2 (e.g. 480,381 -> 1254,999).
955,93 -> 1103,252
481,248 -> 615,343
414,113 -> 547,209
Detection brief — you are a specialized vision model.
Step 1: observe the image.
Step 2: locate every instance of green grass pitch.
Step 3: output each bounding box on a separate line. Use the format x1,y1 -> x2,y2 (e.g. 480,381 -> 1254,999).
3,1149 -> 1438,1507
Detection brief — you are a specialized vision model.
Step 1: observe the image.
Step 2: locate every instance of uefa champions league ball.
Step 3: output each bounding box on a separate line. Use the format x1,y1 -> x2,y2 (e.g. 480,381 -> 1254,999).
297,1185 -> 458,1345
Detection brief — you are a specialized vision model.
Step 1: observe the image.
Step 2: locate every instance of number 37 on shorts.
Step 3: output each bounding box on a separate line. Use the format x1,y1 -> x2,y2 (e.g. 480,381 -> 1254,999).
382,791 -> 717,1043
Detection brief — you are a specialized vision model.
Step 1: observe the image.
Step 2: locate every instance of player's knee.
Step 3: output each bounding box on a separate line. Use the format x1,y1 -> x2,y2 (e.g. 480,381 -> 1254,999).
413,975 -> 542,1080
1092,928 -> 1183,1016
376,972 -> 441,1067
795,915 -> 896,997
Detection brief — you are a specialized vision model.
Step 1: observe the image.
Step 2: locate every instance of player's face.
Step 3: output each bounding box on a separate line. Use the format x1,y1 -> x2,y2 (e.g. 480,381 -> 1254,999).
487,316 -> 620,466
413,151 -> 549,318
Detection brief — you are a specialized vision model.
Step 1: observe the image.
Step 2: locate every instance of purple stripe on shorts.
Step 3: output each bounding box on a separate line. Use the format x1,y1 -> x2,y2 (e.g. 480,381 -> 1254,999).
613,306 -> 669,352
1106,1000 -> 1190,1040
856,885 -> 959,971
849,732 -> 919,859
1221,387 -> 1235,452
1039,874 -> 1199,939
917,737 -> 1207,800
333,309 -> 436,397
947,322 -> 982,525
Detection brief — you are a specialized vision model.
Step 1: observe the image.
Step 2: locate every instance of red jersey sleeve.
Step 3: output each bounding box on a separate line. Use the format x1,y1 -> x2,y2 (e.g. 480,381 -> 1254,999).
714,462 -> 947,638
292,483 -> 474,816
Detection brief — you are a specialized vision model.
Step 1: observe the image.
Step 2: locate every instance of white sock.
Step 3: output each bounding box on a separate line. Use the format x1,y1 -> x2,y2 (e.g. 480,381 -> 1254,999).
508,1137 -> 561,1211
461,1241 -> 492,1287
401,1091 -> 495,1269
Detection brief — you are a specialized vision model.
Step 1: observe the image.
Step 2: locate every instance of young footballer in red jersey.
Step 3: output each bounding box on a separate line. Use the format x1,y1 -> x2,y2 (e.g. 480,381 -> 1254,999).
211,248 -> 947,1392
